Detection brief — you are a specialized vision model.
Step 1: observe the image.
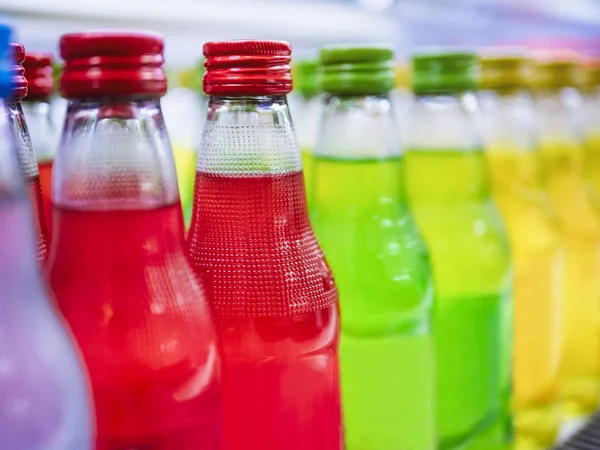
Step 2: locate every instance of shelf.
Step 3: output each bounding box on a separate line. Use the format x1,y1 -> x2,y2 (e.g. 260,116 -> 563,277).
0,0 -> 396,65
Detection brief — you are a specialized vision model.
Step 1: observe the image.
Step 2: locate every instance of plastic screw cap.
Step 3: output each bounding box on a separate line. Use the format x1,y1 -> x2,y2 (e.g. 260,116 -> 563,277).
9,43 -> 27,100
292,58 -> 321,97
320,44 -> 395,95
532,57 -> 583,89
0,24 -> 12,98
23,52 -> 54,100
479,54 -> 532,90
412,50 -> 478,94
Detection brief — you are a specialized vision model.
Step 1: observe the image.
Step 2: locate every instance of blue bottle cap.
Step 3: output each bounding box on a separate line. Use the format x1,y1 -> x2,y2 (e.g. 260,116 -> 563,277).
0,24 -> 13,98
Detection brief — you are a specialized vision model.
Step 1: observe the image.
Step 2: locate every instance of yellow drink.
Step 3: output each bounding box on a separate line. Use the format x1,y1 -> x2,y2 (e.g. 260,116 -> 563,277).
539,138 -> 600,417
486,147 -> 563,447
171,143 -> 197,227
584,133 -> 600,205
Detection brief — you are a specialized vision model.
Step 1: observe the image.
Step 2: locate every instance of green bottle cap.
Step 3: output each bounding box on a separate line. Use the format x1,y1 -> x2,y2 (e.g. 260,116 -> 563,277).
319,44 -> 395,95
194,57 -> 205,94
412,51 -> 478,94
292,58 -> 320,97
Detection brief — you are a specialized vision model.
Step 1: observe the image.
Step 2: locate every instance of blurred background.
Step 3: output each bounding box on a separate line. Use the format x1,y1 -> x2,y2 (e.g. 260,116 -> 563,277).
2,0 -> 600,66
3,1 -> 600,448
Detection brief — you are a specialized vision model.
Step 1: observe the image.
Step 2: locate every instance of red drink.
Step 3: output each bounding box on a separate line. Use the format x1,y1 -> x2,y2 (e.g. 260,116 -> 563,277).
189,40 -> 341,450
50,202 -> 222,449
189,172 -> 341,450
27,175 -> 48,261
49,32 -> 223,450
37,159 -> 53,237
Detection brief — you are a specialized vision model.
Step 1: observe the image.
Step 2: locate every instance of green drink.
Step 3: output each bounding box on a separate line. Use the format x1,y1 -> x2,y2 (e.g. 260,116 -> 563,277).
404,52 -> 513,449
291,58 -> 322,204
311,45 -> 436,450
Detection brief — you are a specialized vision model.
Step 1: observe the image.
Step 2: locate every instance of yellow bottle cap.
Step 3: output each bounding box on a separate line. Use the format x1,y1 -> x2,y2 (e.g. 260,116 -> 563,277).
531,53 -> 583,89
582,58 -> 600,88
480,54 -> 531,90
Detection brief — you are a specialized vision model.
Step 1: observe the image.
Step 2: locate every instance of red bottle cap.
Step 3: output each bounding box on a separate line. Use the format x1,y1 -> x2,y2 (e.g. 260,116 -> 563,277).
23,52 -> 54,100
60,31 -> 167,99
203,40 -> 293,96
10,43 -> 28,101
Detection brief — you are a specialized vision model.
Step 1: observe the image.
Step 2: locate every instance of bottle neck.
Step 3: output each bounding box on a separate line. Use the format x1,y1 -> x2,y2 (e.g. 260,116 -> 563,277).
199,95 -> 301,176
294,94 -> 322,151
0,99 -> 26,193
54,98 -> 179,210
404,92 -> 489,203
315,93 -> 400,160
21,98 -> 57,162
313,93 -> 407,208
583,85 -> 600,134
0,98 -> 39,274
478,88 -> 536,152
534,87 -> 585,142
6,99 -> 39,180
405,92 -> 482,150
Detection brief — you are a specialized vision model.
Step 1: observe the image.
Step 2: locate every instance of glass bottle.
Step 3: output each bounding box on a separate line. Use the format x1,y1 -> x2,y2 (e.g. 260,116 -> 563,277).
290,58 -> 322,203
187,40 -> 342,450
7,43 -> 48,261
22,51 -> 57,238
50,62 -> 68,135
162,66 -> 204,227
479,54 -> 563,449
310,44 -> 435,450
403,51 -> 513,449
533,57 -> 600,421
391,61 -> 413,129
48,31 -> 222,449
0,24 -> 93,450
582,58 -> 600,203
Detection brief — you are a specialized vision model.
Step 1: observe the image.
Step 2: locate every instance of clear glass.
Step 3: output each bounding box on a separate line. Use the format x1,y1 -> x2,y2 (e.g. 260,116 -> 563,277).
480,88 -> 563,448
0,98 -> 93,450
403,92 -> 513,449
291,92 -> 322,205
50,94 -> 68,136
22,98 -> 59,236
6,100 -> 48,261
187,95 -> 342,450
391,86 -> 413,131
48,98 -> 222,449
535,86 -> 600,419
162,86 -> 205,227
310,93 -> 435,450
